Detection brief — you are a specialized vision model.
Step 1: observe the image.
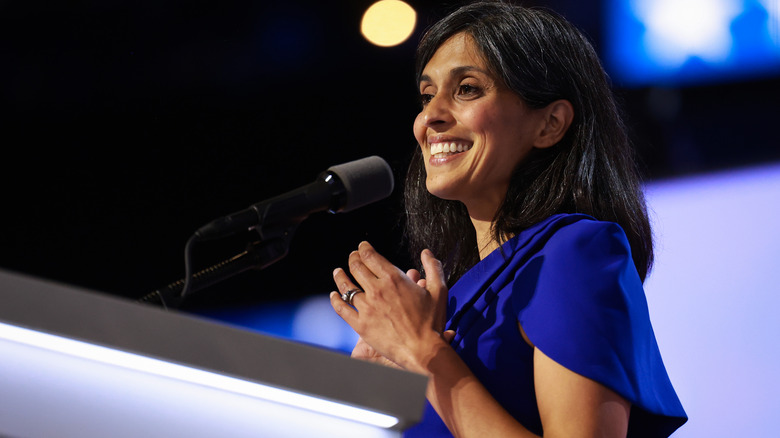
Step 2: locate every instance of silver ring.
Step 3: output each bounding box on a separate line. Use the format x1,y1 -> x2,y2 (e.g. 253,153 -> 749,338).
341,288 -> 364,306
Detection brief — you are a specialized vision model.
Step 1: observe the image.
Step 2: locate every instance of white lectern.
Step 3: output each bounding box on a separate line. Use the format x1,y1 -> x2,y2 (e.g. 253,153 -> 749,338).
0,269 -> 428,438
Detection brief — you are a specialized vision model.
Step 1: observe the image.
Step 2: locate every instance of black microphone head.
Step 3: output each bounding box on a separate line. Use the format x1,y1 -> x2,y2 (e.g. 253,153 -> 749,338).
327,156 -> 395,212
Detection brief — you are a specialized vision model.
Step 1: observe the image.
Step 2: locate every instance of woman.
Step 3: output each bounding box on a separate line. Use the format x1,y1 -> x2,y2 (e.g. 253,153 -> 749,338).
329,2 -> 687,437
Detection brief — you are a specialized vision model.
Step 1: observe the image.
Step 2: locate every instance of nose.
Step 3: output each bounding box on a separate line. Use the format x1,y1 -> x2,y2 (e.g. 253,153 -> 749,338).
420,94 -> 453,129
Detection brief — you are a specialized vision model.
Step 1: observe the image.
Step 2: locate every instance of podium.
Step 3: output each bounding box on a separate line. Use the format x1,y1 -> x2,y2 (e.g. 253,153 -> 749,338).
0,269 -> 428,437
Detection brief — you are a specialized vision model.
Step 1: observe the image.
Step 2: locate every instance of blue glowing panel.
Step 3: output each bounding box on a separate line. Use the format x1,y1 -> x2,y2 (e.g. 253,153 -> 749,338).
202,295 -> 359,353
605,0 -> 780,86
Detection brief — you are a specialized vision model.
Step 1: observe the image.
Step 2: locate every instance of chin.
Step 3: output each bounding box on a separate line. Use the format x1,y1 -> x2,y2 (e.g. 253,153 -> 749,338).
425,180 -> 461,202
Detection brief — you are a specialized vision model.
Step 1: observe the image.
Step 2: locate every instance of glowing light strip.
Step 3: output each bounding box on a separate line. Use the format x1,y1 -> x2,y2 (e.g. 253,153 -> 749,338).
0,321 -> 399,429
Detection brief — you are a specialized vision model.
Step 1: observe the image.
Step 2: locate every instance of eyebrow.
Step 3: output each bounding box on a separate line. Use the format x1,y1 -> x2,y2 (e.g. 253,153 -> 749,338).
418,65 -> 491,85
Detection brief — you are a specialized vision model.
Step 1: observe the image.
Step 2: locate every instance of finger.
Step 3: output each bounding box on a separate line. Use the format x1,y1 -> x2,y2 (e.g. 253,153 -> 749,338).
357,241 -> 398,278
421,249 -> 447,299
333,267 -> 359,294
442,330 -> 456,344
348,249 -> 379,288
406,268 -> 421,283
421,249 -> 448,331
329,291 -> 359,328
333,267 -> 368,308
351,337 -> 375,361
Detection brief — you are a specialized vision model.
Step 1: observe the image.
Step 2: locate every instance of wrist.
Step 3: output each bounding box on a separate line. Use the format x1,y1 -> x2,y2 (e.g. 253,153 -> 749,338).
403,330 -> 453,376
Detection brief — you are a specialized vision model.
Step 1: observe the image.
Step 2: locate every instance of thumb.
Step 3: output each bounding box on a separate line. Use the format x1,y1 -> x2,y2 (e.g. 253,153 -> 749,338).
421,248 -> 446,299
442,330 -> 456,344
421,249 -> 448,330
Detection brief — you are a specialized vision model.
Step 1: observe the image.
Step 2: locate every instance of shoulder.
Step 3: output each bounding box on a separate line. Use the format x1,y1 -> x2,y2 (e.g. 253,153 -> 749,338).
511,215 -> 643,322
543,215 -> 631,258
506,214 -> 633,273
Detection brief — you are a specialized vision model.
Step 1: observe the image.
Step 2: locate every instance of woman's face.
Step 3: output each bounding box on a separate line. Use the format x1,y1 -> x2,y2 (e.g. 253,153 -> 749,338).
413,32 -> 546,220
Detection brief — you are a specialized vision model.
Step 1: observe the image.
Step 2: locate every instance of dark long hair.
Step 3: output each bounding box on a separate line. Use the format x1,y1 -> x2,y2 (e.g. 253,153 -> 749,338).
404,1 -> 654,284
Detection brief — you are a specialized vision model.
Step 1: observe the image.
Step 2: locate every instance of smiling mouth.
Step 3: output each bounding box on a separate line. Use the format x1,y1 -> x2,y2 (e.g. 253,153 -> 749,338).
430,142 -> 472,158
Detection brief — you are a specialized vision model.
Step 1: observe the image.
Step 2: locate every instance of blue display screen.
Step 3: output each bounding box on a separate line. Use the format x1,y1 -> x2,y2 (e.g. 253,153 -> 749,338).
604,0 -> 780,86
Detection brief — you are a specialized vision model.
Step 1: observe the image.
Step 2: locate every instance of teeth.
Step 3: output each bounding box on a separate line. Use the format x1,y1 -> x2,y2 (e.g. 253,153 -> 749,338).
430,142 -> 471,157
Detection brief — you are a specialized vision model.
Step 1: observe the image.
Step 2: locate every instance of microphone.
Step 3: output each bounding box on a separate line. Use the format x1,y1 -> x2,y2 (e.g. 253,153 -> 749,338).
194,155 -> 395,241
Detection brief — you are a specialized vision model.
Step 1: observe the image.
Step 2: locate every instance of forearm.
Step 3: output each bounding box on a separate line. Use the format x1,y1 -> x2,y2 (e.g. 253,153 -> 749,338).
409,337 -> 539,438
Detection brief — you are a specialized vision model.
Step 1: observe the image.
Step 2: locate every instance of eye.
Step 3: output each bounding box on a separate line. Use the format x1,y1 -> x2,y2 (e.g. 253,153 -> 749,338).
457,84 -> 480,96
419,93 -> 434,107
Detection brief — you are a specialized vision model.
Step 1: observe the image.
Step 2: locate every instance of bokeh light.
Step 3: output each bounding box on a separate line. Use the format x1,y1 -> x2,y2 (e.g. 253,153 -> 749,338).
360,0 -> 417,47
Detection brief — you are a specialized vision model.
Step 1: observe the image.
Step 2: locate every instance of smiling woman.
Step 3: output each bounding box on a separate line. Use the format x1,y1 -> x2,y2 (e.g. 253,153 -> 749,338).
413,32 -> 574,252
328,2 -> 688,438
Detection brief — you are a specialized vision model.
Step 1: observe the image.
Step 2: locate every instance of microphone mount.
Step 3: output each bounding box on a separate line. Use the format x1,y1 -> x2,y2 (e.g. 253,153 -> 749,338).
138,156 -> 393,309
194,171 -> 347,242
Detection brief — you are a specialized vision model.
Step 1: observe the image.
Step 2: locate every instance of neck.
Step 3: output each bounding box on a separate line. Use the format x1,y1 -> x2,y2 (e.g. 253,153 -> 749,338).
463,198 -> 503,260
470,217 -> 498,260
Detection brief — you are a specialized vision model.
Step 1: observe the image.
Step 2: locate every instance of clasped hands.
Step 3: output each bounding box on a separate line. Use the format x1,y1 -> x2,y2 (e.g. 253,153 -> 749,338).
329,241 -> 453,374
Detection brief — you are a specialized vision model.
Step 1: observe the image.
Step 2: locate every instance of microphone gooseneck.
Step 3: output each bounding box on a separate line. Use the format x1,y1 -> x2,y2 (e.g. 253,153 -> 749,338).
140,156 -> 395,308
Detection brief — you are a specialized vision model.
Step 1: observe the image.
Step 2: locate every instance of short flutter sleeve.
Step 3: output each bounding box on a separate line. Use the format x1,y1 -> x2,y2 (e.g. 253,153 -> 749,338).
516,219 -> 687,437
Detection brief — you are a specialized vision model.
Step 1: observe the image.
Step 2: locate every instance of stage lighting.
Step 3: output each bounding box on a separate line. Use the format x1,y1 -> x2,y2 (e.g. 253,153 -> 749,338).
361,0 -> 417,47
605,0 -> 780,86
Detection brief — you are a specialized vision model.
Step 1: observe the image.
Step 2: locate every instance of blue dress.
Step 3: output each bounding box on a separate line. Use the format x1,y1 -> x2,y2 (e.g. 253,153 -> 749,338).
404,214 -> 687,437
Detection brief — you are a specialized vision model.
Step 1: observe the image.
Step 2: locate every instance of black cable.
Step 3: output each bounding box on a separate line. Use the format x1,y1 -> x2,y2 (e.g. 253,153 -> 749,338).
137,239 -> 283,309
180,233 -> 199,299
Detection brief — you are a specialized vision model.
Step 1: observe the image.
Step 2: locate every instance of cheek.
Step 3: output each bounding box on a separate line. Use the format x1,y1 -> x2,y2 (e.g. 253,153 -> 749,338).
470,105 -> 501,130
460,104 -> 497,139
412,113 -> 426,145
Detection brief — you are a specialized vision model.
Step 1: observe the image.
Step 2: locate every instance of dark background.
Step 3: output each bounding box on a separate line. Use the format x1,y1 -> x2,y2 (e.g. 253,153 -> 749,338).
1,0 -> 778,313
